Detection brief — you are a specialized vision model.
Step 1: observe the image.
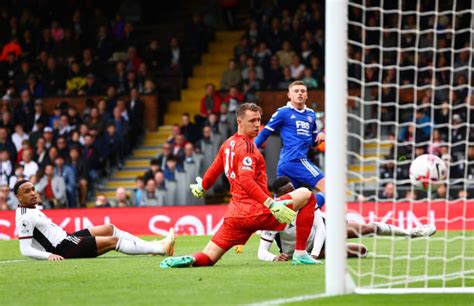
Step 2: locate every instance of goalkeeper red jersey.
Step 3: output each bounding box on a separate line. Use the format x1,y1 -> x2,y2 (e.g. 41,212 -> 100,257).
201,133 -> 271,218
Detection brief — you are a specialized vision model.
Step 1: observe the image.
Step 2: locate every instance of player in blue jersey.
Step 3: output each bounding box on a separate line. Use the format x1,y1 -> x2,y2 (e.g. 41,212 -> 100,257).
255,81 -> 326,193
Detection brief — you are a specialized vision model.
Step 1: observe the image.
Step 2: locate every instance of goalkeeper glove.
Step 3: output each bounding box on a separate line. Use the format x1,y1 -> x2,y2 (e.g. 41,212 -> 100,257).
264,198 -> 296,224
190,177 -> 205,198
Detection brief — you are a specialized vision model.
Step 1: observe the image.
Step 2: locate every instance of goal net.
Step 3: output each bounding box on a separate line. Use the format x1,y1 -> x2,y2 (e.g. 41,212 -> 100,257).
327,0 -> 473,294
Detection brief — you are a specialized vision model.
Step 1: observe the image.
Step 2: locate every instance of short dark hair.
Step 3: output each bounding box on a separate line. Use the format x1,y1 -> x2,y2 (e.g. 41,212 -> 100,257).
272,176 -> 292,194
13,179 -> 29,196
236,102 -> 262,118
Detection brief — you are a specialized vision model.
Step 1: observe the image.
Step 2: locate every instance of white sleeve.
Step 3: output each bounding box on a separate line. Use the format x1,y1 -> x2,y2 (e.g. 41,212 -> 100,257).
258,231 -> 277,262
310,211 -> 327,257
19,238 -> 51,260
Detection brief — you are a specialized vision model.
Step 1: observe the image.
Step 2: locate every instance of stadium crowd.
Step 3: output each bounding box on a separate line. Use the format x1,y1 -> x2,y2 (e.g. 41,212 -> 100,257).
0,0 -> 472,209
0,1 -> 217,209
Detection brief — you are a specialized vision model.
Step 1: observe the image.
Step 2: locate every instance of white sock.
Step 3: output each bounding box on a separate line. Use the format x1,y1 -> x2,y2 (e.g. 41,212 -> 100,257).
294,250 -> 308,256
370,222 -> 409,237
116,238 -> 165,255
112,225 -> 148,244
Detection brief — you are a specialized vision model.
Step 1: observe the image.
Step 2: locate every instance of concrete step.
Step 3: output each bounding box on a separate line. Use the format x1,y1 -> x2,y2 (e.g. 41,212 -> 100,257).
168,101 -> 200,113
125,159 -> 151,167
132,148 -> 159,158
114,170 -> 147,178
187,77 -> 221,90
349,164 -> 377,172
201,53 -> 229,65
208,42 -> 234,53
194,64 -> 227,76
215,31 -> 244,41
105,180 -> 136,189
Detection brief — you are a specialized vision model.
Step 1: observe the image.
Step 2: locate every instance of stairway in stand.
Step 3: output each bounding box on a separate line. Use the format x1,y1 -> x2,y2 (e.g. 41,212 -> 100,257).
92,31 -> 243,206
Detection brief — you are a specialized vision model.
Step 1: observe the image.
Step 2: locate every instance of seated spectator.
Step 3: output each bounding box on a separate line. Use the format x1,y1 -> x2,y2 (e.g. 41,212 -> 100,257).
56,136 -> 70,162
95,194 -> 111,208
262,54 -> 283,89
246,69 -> 263,91
69,146 -> 88,207
32,99 -> 49,133
241,57 -> 264,81
154,171 -> 166,190
140,179 -> 161,206
172,134 -> 187,163
276,41 -> 296,67
0,150 -> 12,186
220,59 -> 242,90
43,127 -> 55,149
223,86 -> 244,114
167,124 -> 181,145
95,25 -> 113,61
302,68 -> 318,88
9,165 -> 25,190
57,114 -> 73,137
1,184 -> 17,209
299,40 -> 314,66
20,74 -> 44,99
11,123 -> 29,152
180,113 -> 199,144
144,158 -> 161,182
378,182 -> 397,200
16,139 -> 32,164
164,155 -> 181,181
111,61 -> 128,95
289,55 -> 305,79
21,150 -> 38,179
14,90 -> 34,132
199,83 -> 222,118
131,175 -> 145,206
277,67 -> 295,89
0,36 -> 22,61
102,123 -> 123,169
79,73 -> 101,96
144,39 -> 164,71
54,155 -> 76,207
81,48 -> 96,76
0,126 -> 17,159
0,110 -> 15,134
128,88 -> 145,146
114,187 -> 132,207
253,41 -> 272,68
66,62 -> 86,95
126,46 -> 142,73
34,137 -> 48,168
36,163 -> 67,208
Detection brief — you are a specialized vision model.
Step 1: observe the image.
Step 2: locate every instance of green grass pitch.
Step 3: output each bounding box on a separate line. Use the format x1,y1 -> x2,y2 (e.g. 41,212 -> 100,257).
0,232 -> 472,305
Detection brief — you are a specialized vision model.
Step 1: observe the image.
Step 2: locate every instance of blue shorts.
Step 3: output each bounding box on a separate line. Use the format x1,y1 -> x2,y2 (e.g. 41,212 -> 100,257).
277,158 -> 325,189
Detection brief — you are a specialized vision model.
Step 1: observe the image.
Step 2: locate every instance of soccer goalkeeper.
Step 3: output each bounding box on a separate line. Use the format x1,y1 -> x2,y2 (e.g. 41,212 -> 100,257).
160,103 -> 320,268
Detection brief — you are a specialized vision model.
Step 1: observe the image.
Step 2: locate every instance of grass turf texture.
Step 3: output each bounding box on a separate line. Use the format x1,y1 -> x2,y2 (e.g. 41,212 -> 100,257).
0,232 -> 472,306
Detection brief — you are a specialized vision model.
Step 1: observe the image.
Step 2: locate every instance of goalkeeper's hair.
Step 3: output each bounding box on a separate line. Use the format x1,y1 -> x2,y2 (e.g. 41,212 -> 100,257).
236,103 -> 262,118
272,176 -> 292,194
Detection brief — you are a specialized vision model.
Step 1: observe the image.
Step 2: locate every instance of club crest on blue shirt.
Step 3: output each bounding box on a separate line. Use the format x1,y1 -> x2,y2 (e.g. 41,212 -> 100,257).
307,116 -> 312,122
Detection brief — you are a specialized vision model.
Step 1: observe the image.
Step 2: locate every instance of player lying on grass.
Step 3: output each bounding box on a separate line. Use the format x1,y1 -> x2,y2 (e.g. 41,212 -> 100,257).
160,103 -> 320,268
258,176 -> 437,262
14,179 -> 175,261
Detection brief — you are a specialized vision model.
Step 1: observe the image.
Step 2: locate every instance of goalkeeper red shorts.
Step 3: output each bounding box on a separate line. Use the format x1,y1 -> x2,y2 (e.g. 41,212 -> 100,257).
211,213 -> 287,251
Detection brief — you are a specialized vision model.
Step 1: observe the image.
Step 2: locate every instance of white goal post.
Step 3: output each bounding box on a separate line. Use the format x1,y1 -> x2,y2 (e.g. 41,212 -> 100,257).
325,0 -> 474,295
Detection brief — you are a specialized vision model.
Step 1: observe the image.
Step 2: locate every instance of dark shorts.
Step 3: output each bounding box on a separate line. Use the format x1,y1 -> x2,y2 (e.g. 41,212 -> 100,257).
54,229 -> 98,259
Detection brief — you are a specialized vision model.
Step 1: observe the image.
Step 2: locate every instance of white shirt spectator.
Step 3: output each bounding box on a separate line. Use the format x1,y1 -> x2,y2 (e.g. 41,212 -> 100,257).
11,132 -> 29,151
290,63 -> 305,79
23,160 -> 39,179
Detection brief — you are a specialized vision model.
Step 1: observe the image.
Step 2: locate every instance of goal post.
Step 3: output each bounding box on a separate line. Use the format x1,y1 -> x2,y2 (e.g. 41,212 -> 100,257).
325,0 -> 351,296
325,0 -> 474,295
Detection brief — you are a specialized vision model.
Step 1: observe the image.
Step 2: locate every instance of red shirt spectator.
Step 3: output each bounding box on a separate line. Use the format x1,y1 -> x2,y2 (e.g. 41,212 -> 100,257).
0,37 -> 22,61
200,83 -> 222,116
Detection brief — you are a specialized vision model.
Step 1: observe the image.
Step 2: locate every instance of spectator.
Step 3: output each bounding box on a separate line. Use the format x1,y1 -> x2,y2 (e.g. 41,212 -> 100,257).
264,55 -> 283,89
302,68 -> 318,88
36,163 -> 67,208
220,59 -> 242,90
69,146 -> 88,207
65,61 -> 86,95
14,90 -> 34,132
199,83 -> 222,118
0,36 -> 22,61
0,126 -> 16,159
277,66 -> 294,89
11,123 -> 29,152
241,57 -> 264,81
131,175 -> 145,206
54,155 -> 76,208
0,150 -> 12,186
114,187 -> 132,207
172,134 -> 187,163
21,150 -> 38,179
180,113 -> 199,145
32,99 -> 49,132
223,86 -> 244,115
144,158 -> 161,183
128,88 -> 145,146
1,184 -> 17,209
34,137 -> 48,168
154,171 -> 166,189
140,179 -> 161,207
42,127 -> 55,149
276,41 -> 296,67
95,194 -> 111,208
79,73 -> 101,96
289,55 -> 305,79
379,182 -> 397,200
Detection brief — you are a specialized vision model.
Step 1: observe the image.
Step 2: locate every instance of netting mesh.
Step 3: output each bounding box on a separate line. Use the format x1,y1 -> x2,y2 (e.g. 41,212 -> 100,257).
345,0 -> 474,290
